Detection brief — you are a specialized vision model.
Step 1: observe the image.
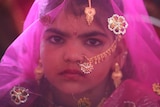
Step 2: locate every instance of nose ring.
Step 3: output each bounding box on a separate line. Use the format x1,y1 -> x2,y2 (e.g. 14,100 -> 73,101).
78,56 -> 94,74
78,37 -> 118,74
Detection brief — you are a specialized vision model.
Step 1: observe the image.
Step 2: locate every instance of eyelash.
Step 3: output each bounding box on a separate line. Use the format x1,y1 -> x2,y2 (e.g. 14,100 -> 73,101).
47,36 -> 103,47
85,38 -> 103,47
48,36 -> 65,44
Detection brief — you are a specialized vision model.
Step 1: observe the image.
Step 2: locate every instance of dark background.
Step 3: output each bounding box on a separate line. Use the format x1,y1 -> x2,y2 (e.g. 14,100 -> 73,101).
0,0 -> 160,59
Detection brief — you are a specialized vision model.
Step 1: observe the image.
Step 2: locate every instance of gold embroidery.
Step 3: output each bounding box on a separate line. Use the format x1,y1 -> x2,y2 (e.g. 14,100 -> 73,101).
152,83 -> 160,95
78,97 -> 91,107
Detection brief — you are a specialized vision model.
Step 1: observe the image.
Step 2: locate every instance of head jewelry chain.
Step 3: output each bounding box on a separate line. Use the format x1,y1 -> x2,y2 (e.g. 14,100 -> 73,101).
79,12 -> 128,74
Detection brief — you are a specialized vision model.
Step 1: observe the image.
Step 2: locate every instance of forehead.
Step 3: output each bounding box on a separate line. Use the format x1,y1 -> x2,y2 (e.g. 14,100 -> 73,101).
47,10 -> 114,39
43,0 -> 114,38
52,10 -> 100,33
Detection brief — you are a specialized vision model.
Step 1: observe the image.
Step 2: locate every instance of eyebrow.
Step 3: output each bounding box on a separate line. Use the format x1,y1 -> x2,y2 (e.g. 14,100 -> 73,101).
79,31 -> 108,39
44,27 -> 108,38
45,28 -> 69,37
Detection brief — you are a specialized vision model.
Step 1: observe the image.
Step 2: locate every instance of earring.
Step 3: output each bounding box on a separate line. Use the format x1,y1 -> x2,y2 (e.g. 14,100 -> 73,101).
34,60 -> 44,85
84,0 -> 96,25
112,62 -> 123,88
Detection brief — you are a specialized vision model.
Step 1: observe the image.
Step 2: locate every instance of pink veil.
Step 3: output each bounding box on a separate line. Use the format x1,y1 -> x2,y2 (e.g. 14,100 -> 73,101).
0,0 -> 64,100
0,0 -> 160,106
122,0 -> 160,85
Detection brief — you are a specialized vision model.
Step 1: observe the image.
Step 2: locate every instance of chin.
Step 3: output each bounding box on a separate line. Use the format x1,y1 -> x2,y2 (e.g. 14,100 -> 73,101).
56,84 -> 87,94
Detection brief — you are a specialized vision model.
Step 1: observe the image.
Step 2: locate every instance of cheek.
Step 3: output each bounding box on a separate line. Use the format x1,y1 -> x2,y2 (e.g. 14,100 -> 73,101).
40,42 -> 62,65
41,54 -> 57,77
92,57 -> 114,80
41,54 -> 62,85
93,63 -> 111,79
40,46 -> 62,75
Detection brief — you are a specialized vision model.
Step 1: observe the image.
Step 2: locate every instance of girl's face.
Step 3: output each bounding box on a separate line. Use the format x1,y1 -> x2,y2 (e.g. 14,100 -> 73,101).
40,10 -> 118,94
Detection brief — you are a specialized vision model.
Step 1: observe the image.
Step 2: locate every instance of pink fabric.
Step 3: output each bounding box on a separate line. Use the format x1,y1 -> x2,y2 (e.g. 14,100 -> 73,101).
103,79 -> 159,106
0,0 -> 64,99
0,0 -> 160,106
110,0 -> 160,87
123,0 -> 160,86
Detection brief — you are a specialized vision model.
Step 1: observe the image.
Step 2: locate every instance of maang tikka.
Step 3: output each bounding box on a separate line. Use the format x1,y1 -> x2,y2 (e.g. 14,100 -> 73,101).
79,14 -> 128,74
84,0 -> 96,25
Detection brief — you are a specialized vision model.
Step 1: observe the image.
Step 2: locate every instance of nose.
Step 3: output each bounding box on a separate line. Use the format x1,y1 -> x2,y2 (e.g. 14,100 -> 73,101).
63,45 -> 84,64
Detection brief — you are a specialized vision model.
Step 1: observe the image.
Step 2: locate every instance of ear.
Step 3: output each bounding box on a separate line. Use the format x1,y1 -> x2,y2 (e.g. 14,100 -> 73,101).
114,38 -> 128,69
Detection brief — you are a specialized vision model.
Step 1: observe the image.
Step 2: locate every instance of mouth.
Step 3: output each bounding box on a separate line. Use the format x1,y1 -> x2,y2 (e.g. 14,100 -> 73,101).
59,69 -> 85,79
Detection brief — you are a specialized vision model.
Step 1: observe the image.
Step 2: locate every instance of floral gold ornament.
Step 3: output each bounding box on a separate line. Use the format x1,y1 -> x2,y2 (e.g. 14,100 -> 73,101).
152,83 -> 160,95
108,14 -> 128,35
84,0 -> 96,25
79,61 -> 94,74
78,97 -> 91,107
10,86 -> 29,105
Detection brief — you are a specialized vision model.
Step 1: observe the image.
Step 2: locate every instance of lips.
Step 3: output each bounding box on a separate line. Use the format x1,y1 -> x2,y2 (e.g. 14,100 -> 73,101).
59,69 -> 85,77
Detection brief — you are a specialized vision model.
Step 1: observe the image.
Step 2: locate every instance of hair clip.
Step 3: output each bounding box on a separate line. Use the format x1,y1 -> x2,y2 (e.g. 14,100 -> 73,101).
84,0 -> 96,25
152,83 -> 160,95
10,86 -> 29,105
108,14 -> 128,35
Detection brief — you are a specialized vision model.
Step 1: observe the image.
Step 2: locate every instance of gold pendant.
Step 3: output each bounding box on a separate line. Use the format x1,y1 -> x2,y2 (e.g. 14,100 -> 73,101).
84,7 -> 96,25
78,97 -> 91,107
79,62 -> 94,74
152,83 -> 160,95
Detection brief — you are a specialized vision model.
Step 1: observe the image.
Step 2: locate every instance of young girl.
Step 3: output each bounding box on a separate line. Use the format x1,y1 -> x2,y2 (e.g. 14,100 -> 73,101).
0,0 -> 160,107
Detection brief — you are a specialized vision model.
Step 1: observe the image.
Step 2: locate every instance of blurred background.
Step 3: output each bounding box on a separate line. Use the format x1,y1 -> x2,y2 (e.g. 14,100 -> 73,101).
0,0 -> 160,59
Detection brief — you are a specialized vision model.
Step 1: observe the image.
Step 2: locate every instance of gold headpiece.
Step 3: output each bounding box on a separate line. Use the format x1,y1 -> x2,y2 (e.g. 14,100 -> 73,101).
79,14 -> 128,74
84,0 -> 96,25
108,14 -> 128,35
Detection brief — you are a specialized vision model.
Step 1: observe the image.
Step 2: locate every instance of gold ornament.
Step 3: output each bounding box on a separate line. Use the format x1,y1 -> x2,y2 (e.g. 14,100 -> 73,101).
84,0 -> 96,25
152,83 -> 160,95
10,86 -> 29,105
112,62 -> 123,88
78,97 -> 91,107
108,14 -> 128,35
79,61 -> 94,74
34,60 -> 44,85
79,37 -> 118,74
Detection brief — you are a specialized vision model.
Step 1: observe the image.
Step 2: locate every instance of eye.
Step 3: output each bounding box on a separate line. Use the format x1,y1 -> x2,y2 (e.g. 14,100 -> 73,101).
49,36 -> 65,44
86,38 -> 102,46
